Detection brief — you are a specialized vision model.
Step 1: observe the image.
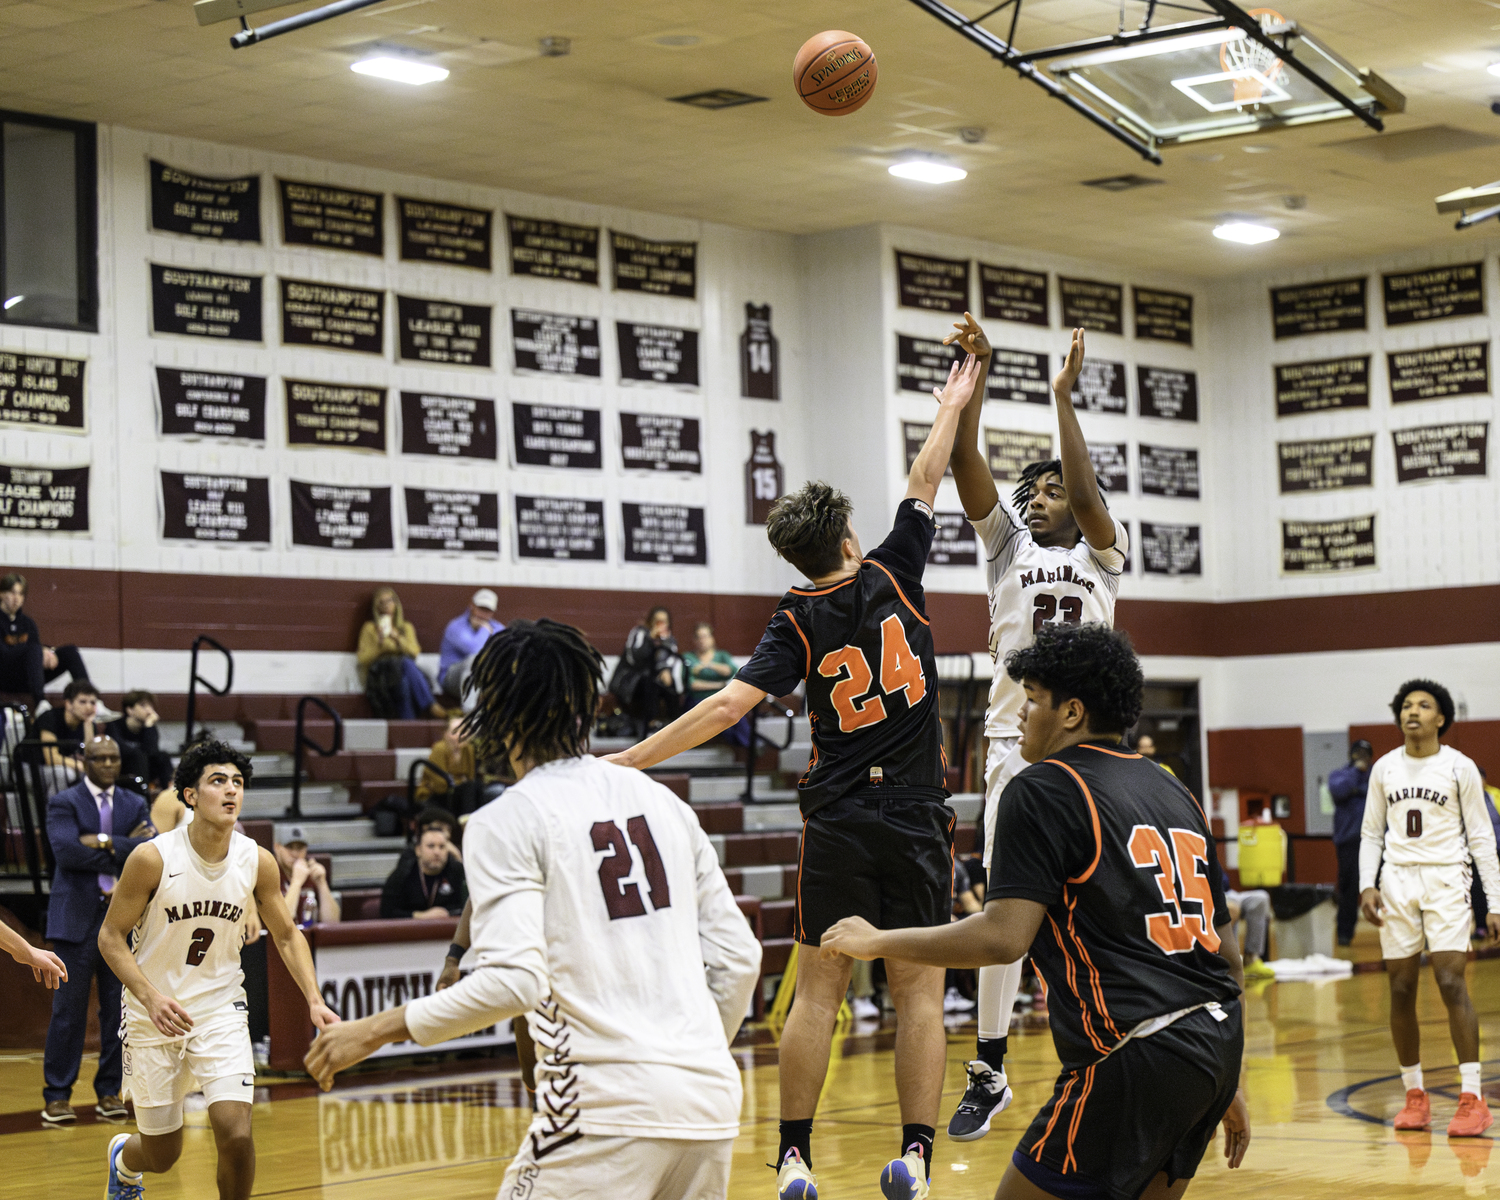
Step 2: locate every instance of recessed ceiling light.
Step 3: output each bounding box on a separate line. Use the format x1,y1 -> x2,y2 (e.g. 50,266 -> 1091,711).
1489,63 -> 1500,77
1213,221 -> 1280,244
351,55 -> 449,86
889,158 -> 967,184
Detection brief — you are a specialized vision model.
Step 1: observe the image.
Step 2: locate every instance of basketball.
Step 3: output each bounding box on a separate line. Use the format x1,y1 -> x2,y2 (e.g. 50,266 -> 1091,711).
793,30 -> 878,116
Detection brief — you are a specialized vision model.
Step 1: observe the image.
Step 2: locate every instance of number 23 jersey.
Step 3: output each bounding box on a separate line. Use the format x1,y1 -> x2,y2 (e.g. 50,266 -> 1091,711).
123,825 -> 260,1045
972,502 -> 1126,739
988,742 -> 1238,1072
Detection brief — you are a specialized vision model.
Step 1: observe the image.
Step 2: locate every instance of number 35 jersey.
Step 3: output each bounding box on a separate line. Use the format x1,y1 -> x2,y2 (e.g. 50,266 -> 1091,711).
988,742 -> 1238,1072
124,825 -> 260,1045
737,498 -> 947,819
971,502 -> 1127,739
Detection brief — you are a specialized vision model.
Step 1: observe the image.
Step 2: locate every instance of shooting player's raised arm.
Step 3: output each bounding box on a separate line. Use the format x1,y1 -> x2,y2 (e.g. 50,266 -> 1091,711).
1052,328 -> 1116,551
942,312 -> 999,521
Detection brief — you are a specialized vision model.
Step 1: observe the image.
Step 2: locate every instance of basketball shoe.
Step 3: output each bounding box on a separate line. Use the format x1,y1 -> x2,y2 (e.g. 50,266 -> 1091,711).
880,1144 -> 929,1200
1392,1088 -> 1430,1130
776,1148 -> 817,1199
1448,1093 -> 1494,1138
106,1132 -> 145,1199
947,1059 -> 1011,1141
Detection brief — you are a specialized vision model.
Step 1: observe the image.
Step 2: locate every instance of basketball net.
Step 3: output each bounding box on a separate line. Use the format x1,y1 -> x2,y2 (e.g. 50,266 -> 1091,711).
1220,8 -> 1287,104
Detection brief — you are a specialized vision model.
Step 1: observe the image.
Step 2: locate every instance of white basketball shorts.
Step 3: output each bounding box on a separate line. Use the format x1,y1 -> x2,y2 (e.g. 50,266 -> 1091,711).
1378,862 -> 1474,959
982,735 -> 1024,870
499,1131 -> 734,1200
123,1013 -> 255,1134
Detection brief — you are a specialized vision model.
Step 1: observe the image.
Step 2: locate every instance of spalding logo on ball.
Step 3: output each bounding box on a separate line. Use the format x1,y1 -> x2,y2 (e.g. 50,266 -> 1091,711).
794,30 -> 877,116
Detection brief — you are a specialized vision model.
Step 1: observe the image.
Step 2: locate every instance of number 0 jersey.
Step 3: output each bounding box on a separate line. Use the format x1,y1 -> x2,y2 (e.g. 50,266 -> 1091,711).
1358,744 -> 1500,903
971,502 -> 1127,739
737,498 -> 948,818
989,741 -> 1238,1071
124,825 -> 261,1046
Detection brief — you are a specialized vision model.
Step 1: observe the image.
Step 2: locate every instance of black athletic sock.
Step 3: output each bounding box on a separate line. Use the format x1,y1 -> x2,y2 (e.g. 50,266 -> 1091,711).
902,1123 -> 936,1179
977,1035 -> 1008,1073
778,1118 -> 813,1170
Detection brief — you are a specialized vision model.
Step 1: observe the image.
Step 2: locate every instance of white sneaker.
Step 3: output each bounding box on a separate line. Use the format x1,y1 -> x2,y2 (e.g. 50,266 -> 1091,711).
776,1148 -> 818,1199
943,987 -> 976,1013
852,996 -> 880,1020
880,1145 -> 929,1199
947,1059 -> 1012,1141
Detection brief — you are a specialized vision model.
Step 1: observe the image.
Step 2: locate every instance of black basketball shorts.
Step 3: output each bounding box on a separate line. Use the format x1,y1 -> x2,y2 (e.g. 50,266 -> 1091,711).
794,788 -> 955,945
1012,1001 -> 1243,1200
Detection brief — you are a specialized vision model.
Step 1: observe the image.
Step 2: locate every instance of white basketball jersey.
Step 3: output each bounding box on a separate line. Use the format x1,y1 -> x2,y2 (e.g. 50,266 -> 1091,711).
971,502 -> 1127,737
1361,745 -> 1500,904
124,825 -> 260,1045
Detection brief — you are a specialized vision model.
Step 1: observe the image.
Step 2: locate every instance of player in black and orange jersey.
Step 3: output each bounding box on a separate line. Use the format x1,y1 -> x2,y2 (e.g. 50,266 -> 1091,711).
823,623 -> 1250,1200
609,353 -> 986,1200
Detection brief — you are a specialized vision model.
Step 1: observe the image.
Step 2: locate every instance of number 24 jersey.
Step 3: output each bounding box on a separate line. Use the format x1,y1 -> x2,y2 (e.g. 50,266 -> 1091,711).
988,742 -> 1238,1072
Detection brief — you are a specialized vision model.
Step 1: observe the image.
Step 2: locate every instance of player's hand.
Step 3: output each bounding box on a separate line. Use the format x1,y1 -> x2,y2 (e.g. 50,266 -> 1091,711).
932,353 -> 983,410
436,959 -> 462,991
309,1000 -> 341,1031
942,311 -> 992,358
42,647 -> 58,671
304,1013 -> 392,1091
820,915 -> 883,961
15,944 -> 67,989
1052,327 -> 1086,398
1221,1087 -> 1250,1168
306,860 -> 327,885
146,990 -> 194,1038
1359,887 -> 1384,927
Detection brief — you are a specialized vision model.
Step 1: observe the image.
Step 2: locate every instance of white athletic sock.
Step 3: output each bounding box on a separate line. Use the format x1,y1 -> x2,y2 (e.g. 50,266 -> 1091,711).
1461,1062 -> 1483,1098
1400,1064 -> 1424,1093
116,1159 -> 143,1184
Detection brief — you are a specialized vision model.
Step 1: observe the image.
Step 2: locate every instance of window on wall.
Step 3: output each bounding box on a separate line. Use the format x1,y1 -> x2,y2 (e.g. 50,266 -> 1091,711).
0,110 -> 97,332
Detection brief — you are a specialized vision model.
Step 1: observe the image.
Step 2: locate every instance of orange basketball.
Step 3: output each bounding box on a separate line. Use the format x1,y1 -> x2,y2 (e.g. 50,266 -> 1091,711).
793,30 -> 877,116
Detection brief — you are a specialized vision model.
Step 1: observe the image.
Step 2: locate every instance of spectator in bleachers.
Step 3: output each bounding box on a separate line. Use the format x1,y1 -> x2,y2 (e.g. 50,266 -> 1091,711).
416,716 -> 476,807
357,586 -> 446,720
1329,738 -> 1374,946
35,679 -> 100,770
413,805 -> 463,861
0,572 -> 89,706
438,588 -> 504,699
1135,733 -> 1176,776
1225,888 -> 1276,980
41,737 -> 152,1124
275,827 -> 341,927
380,826 -> 467,919
148,786 -> 186,833
683,622 -> 737,706
608,606 -> 682,736
102,689 -> 173,796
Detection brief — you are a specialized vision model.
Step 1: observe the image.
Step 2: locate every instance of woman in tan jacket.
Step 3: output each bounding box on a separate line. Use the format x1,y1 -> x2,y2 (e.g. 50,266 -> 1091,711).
357,586 -> 446,719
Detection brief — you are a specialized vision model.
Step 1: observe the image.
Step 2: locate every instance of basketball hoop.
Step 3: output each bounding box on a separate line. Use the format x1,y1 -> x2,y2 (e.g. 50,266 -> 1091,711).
1220,8 -> 1287,104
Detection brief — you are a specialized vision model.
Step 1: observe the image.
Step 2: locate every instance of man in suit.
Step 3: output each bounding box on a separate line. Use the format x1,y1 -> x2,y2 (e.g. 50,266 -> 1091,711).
42,736 -> 152,1124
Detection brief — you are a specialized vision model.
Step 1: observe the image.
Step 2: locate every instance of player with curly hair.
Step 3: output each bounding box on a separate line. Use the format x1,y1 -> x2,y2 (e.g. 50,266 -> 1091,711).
822,623 -> 1250,1200
1360,677 -> 1500,1137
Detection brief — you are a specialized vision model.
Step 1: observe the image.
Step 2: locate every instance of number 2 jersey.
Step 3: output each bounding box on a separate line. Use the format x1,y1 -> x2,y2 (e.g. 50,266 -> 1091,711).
123,824 -> 261,1046
989,741 -> 1238,1072
972,502 -> 1127,740
736,498 -> 948,818
1358,744 -> 1500,902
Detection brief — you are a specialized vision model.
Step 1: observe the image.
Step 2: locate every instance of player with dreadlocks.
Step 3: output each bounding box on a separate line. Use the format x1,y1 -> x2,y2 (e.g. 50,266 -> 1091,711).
305,619 -> 761,1200
938,314 -> 1129,1143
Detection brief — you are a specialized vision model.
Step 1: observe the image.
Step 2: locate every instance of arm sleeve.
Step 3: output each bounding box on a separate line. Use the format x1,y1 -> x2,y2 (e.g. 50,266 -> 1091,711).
690,819 -> 762,1042
867,498 -> 936,582
987,768 -> 1092,907
970,500 -> 1026,574
734,611 -> 809,699
1458,758 -> 1500,908
46,795 -> 114,873
405,802 -> 549,1046
1085,516 -> 1128,574
1358,763 -> 1385,892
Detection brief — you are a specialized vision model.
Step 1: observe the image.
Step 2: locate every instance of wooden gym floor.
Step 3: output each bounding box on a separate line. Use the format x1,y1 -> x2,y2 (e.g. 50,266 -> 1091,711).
5,942 -> 1498,1198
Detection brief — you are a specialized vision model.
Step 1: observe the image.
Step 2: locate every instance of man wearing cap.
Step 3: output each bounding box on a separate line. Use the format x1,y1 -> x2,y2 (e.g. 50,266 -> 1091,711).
438,589 -> 504,700
1329,739 -> 1374,946
274,825 -> 340,927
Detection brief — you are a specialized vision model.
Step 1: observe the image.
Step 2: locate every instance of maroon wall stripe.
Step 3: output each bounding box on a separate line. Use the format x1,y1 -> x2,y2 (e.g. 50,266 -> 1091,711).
8,568 -> 1499,659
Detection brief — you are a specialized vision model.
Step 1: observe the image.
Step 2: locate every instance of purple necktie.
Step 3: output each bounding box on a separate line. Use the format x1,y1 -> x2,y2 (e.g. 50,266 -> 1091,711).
98,791 -> 114,895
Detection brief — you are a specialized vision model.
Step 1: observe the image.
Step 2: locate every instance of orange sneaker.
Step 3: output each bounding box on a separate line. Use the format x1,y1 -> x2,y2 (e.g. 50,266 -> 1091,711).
1393,1089 -> 1431,1130
1448,1093 -> 1494,1138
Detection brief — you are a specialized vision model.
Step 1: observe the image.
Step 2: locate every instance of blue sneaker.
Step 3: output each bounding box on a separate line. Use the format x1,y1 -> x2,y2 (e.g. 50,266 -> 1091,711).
776,1147 -> 818,1199
880,1145 -> 929,1199
106,1132 -> 145,1200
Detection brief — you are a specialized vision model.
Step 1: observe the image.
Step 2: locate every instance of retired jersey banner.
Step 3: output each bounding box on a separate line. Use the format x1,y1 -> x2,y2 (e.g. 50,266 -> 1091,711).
745,430 -> 784,525
0,464 -> 88,533
740,304 -> 779,400
0,352 -> 86,431
1393,422 -> 1488,484
1281,516 -> 1375,574
160,472 -> 270,544
1270,276 -> 1366,339
1276,435 -> 1373,493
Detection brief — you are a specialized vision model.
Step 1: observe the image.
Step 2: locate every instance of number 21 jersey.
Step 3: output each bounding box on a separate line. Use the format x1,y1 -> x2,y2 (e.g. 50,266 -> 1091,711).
972,502 -> 1126,740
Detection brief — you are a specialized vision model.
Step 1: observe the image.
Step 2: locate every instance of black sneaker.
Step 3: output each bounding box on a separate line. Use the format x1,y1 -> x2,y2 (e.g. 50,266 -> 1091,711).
946,1059 -> 1010,1141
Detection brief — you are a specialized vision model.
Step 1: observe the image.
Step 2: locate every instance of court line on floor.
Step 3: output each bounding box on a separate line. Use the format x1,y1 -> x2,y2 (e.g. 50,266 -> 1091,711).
1327,1059 -> 1500,1127
248,1154 -> 520,1198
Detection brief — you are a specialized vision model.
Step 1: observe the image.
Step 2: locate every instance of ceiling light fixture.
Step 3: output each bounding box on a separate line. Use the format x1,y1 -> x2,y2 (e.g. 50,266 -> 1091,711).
1488,63 -> 1500,77
888,157 -> 967,184
351,54 -> 449,85
1213,221 -> 1280,244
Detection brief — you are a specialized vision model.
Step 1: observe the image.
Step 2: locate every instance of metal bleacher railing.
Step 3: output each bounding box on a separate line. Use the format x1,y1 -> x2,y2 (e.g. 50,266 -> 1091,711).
289,695 -> 343,820
5,727 -> 82,900
183,634 -> 235,750
936,653 -> 987,791
406,757 -> 453,811
742,700 -> 797,802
